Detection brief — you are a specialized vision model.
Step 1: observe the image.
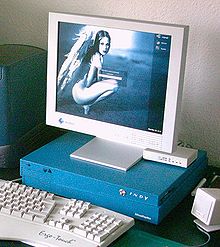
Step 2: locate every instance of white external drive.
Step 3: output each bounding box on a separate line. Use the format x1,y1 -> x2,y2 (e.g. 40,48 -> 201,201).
143,146 -> 198,168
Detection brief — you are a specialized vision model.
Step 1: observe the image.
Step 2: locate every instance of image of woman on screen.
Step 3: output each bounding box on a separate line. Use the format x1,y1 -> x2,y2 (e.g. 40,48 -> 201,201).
57,27 -> 119,115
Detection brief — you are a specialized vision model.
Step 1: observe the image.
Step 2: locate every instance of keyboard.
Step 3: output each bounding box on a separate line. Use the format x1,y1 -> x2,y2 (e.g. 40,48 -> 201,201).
0,179 -> 134,247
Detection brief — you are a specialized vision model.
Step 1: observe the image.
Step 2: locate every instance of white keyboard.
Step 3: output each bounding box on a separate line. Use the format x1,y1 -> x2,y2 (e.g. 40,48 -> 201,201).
0,179 -> 134,247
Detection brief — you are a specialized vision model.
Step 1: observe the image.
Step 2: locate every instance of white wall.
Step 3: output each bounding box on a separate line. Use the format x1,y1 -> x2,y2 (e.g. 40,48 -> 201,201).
1,0 -> 220,167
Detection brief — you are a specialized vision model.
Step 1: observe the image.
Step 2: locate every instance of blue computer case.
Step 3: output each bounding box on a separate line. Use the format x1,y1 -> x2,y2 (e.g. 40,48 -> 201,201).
20,132 -> 208,224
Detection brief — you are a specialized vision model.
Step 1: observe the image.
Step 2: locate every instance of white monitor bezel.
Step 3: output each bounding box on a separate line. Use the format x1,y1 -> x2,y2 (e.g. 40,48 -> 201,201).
46,12 -> 188,153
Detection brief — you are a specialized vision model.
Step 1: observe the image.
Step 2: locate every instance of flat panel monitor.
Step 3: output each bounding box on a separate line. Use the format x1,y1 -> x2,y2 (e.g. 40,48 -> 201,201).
46,12 -> 189,171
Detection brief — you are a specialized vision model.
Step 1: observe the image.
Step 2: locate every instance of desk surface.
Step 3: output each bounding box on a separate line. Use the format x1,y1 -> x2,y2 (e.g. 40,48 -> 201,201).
0,166 -> 219,247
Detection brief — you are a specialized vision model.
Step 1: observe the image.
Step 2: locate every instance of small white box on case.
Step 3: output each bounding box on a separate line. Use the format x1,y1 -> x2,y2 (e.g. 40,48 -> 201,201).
143,146 -> 198,168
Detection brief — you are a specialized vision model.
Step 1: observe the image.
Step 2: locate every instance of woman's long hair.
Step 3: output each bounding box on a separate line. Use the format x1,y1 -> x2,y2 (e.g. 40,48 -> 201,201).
83,30 -> 111,63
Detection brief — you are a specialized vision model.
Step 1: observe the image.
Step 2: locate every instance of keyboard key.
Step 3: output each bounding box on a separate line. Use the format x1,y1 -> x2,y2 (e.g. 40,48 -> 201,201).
94,231 -> 109,242
74,227 -> 88,237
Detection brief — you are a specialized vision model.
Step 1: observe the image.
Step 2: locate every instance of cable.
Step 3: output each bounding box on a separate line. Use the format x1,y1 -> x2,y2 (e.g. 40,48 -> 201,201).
182,225 -> 211,247
177,140 -> 193,148
11,178 -> 22,182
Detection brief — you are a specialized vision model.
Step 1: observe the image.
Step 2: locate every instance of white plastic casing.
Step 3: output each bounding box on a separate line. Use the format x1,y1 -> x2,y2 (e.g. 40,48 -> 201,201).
191,188 -> 220,226
143,146 -> 198,168
46,12 -> 189,154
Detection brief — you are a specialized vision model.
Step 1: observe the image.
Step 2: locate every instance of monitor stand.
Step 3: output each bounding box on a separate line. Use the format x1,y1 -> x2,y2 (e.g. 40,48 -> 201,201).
70,137 -> 143,171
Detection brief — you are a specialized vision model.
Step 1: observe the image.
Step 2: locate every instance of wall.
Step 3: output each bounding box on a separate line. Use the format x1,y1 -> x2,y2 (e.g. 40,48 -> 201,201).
1,0 -> 220,167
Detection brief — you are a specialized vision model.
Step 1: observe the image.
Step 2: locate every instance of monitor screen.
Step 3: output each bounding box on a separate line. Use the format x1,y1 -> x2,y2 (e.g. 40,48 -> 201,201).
46,12 -> 188,170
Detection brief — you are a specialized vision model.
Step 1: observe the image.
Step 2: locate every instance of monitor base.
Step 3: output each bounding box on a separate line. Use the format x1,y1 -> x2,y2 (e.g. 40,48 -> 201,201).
194,219 -> 220,232
70,137 -> 143,171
